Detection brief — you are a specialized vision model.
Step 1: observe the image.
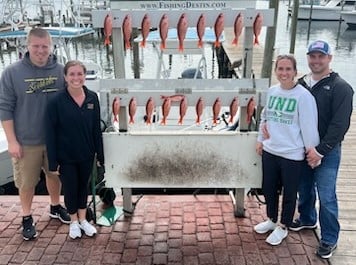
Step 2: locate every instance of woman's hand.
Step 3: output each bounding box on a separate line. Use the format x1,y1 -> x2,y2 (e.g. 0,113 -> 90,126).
256,142 -> 263,156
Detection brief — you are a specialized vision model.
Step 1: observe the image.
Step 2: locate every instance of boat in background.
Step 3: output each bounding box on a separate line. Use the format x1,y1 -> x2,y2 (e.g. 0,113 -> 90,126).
341,10 -> 356,28
83,60 -> 103,80
289,0 -> 356,21
341,2 -> 356,28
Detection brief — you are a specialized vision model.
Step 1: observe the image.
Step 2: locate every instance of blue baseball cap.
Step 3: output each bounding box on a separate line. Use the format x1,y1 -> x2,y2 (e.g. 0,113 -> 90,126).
307,40 -> 331,55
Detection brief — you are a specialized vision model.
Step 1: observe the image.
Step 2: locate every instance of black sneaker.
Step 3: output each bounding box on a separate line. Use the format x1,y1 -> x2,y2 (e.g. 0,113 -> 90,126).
316,242 -> 337,259
289,219 -> 317,231
49,205 -> 71,224
22,215 -> 38,240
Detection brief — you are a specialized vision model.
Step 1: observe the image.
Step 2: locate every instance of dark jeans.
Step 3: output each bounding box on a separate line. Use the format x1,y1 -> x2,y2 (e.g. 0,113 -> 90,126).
262,151 -> 303,227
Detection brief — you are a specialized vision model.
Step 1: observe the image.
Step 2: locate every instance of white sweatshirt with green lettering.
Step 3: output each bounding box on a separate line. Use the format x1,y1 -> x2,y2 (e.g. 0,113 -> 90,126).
257,83 -> 320,161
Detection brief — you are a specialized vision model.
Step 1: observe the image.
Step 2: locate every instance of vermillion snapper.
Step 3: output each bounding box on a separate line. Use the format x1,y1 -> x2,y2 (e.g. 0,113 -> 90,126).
212,97 -> 222,126
103,14 -> 112,46
177,13 -> 188,52
246,96 -> 256,124
145,97 -> 155,125
195,97 -> 204,125
253,13 -> 263,45
214,13 -> 224,48
122,14 -> 132,49
160,94 -> 185,102
159,14 -> 169,50
160,97 -> 171,125
112,97 -> 120,123
196,13 -> 206,48
128,97 -> 137,124
140,14 -> 151,48
178,96 -> 188,125
232,13 -> 243,46
229,97 -> 239,124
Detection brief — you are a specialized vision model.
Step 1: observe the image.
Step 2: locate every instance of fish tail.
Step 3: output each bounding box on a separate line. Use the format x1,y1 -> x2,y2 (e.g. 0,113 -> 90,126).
178,44 -> 184,52
232,38 -> 237,46
114,116 -> 118,122
254,37 -> 259,45
178,117 -> 183,125
214,40 -> 220,48
160,42 -> 166,50
126,42 -> 131,49
140,40 -> 146,48
104,38 -> 111,46
196,117 -> 201,124
129,117 -> 134,124
229,116 -> 234,124
197,40 -> 203,48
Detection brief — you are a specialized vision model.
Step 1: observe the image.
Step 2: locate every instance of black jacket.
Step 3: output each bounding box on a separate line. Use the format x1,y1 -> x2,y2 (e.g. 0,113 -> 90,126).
46,86 -> 104,171
298,72 -> 354,155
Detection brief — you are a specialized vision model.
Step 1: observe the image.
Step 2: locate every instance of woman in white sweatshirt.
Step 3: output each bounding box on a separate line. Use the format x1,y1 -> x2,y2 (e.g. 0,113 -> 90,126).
254,54 -> 319,246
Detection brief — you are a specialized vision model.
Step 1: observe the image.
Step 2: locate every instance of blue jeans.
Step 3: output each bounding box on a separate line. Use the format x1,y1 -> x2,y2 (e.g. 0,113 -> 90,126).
297,144 -> 341,246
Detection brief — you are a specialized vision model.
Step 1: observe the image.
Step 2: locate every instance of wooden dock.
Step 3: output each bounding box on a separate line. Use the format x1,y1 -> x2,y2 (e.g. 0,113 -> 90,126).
222,28 -> 278,85
329,113 -> 356,265
222,28 -> 263,73
222,27 -> 278,85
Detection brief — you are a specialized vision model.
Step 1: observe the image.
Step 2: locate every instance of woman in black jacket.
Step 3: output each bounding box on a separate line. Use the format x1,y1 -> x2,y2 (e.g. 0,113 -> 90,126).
46,60 -> 104,239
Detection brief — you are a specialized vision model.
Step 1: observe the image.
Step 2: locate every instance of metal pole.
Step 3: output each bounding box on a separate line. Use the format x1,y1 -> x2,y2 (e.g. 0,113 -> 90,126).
336,0 -> 346,48
132,28 -> 140,79
289,0 -> 299,54
306,0 -> 314,43
112,28 -> 126,78
261,0 -> 279,84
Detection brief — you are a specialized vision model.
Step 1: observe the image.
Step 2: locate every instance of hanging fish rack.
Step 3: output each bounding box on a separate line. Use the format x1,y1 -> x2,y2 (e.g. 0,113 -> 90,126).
92,8 -> 274,78
92,6 -> 275,217
99,78 -> 268,131
92,9 -> 274,29
98,78 -> 269,217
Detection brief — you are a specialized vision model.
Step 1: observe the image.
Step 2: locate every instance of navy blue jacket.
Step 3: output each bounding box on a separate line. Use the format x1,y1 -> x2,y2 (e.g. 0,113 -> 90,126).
46,86 -> 104,171
298,72 -> 354,155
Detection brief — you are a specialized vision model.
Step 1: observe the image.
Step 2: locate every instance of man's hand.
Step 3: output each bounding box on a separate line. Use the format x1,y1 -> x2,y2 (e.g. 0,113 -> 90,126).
8,140 -> 23,159
306,148 -> 322,168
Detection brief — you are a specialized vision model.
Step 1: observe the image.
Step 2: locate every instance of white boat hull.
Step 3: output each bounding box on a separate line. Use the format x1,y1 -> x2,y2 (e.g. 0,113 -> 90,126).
341,11 -> 356,28
298,5 -> 344,20
0,128 -> 13,186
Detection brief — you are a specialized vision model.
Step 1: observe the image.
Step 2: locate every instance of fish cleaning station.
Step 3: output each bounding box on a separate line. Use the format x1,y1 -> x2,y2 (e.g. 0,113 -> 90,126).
91,2 -> 274,217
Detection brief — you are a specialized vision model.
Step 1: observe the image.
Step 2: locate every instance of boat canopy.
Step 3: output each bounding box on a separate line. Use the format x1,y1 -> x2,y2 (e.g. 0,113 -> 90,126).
0,26 -> 94,40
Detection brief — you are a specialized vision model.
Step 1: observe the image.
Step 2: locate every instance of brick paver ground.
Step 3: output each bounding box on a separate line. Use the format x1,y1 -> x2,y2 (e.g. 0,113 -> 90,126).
0,195 -> 328,265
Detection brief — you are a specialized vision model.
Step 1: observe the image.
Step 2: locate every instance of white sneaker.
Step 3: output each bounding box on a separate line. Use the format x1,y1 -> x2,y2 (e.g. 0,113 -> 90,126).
266,226 -> 288,246
254,219 -> 277,234
79,220 -> 97,237
69,221 -> 82,239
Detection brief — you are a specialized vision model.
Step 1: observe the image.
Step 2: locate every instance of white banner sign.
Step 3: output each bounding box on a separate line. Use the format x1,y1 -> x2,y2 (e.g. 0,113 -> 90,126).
110,0 -> 257,10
